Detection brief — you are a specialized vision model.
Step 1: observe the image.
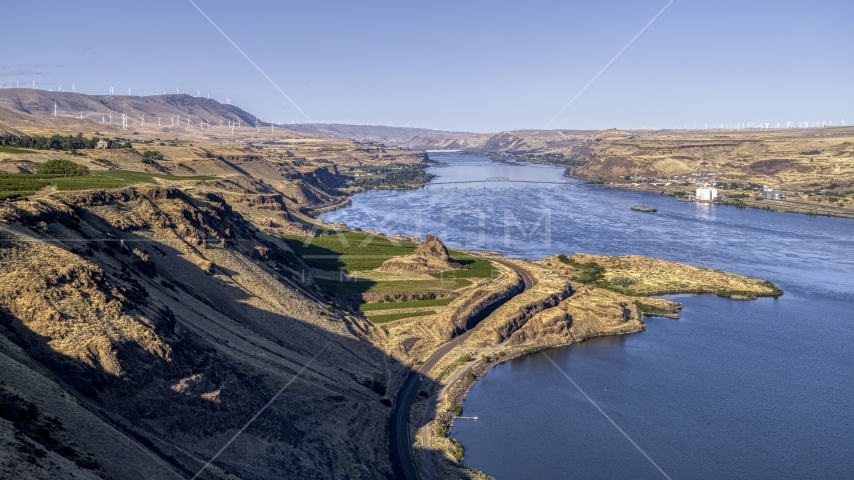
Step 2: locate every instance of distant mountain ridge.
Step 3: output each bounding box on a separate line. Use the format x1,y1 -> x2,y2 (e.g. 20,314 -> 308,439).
404,129 -> 593,152
0,90 -> 263,127
282,123 -> 462,145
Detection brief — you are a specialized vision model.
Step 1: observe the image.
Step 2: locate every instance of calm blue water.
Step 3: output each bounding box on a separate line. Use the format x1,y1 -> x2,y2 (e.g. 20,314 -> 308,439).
323,153 -> 854,479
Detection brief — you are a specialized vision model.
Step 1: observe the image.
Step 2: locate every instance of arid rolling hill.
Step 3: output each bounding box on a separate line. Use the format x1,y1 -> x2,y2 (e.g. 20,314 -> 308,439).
0,90 -> 267,129
0,108 -> 434,478
0,90 -> 465,147
564,128 -> 854,187
404,129 -> 590,153
402,126 -> 854,191
280,123 -> 461,146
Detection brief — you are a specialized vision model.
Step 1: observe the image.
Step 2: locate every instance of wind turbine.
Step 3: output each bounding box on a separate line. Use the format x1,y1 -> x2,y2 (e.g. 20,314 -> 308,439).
54,102 -> 57,117
197,89 -> 200,97
72,84 -> 74,92
108,113 -> 112,125
843,119 -> 847,126
79,112 -> 83,120
58,84 -> 62,92
176,87 -> 179,94
128,88 -> 131,96
140,114 -> 145,126
225,97 -> 230,104
102,114 -> 105,124
157,116 -> 161,126
32,80 -> 36,89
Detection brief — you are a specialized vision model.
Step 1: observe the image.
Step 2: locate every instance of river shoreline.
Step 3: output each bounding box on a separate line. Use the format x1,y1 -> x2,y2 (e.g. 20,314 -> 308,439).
561,169 -> 854,220
320,152 -> 847,479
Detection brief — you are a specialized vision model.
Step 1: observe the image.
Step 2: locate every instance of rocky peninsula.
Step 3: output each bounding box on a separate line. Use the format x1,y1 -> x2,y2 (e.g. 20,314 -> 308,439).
398,251 -> 782,479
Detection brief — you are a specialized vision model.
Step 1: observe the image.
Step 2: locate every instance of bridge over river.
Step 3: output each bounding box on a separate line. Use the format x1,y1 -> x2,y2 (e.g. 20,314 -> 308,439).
417,177 -> 605,191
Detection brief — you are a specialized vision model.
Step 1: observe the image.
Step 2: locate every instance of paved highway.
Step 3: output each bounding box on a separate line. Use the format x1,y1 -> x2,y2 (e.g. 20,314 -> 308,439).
390,259 -> 534,480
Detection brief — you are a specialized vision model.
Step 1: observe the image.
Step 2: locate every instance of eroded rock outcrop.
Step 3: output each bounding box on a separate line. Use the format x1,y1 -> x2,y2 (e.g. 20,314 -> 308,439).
378,234 -> 460,274
0,187 -> 397,479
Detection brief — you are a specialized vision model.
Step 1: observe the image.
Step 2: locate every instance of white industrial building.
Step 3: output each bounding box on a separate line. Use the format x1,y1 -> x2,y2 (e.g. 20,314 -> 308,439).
762,187 -> 783,200
695,186 -> 718,202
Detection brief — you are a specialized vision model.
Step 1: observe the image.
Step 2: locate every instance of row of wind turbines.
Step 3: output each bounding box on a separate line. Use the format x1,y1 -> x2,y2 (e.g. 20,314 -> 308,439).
639,120 -> 848,130
6,79 -> 267,132
50,99 -> 282,135
0,80 -> 229,102
10,80 -> 852,132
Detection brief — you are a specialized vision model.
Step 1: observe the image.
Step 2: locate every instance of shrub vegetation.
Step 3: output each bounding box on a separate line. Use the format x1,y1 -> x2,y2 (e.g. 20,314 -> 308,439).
37,159 -> 89,176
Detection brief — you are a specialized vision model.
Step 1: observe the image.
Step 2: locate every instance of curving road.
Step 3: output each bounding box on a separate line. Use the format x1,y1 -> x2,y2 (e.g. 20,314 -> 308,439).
390,259 -> 535,480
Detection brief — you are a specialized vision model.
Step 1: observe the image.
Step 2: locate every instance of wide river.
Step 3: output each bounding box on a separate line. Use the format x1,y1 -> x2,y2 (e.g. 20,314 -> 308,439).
323,153 -> 854,479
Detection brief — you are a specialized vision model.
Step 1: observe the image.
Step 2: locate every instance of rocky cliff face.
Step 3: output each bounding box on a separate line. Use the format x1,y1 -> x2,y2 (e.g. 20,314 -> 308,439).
0,186 -> 401,479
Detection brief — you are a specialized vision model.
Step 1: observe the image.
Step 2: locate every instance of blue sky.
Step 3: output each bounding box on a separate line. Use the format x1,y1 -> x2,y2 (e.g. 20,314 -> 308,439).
2,0 -> 852,132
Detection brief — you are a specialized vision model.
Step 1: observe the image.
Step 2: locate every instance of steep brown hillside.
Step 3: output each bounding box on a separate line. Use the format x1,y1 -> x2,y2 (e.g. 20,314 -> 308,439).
0,185 -> 406,479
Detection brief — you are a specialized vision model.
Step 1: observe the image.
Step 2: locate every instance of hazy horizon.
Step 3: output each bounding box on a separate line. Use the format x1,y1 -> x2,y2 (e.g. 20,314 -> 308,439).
2,0 -> 853,132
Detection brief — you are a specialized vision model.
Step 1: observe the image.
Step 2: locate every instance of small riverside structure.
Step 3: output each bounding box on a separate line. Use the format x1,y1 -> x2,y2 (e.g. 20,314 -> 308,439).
695,185 -> 718,202
762,187 -> 783,200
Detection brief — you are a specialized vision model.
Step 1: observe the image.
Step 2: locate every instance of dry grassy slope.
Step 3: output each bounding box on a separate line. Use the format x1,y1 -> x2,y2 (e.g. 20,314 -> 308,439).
404,133 -> 494,151
0,131 -> 423,233
0,90 -> 263,127
573,128 -> 854,188
0,91 -> 464,150
552,253 -> 780,296
405,125 -> 854,189
0,185 -> 406,479
279,124 -> 460,146
403,129 -> 590,152
0,100 -> 428,168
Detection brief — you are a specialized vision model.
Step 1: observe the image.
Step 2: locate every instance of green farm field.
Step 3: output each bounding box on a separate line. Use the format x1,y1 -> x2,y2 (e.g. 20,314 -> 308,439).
283,230 -> 495,319
0,170 -> 217,199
